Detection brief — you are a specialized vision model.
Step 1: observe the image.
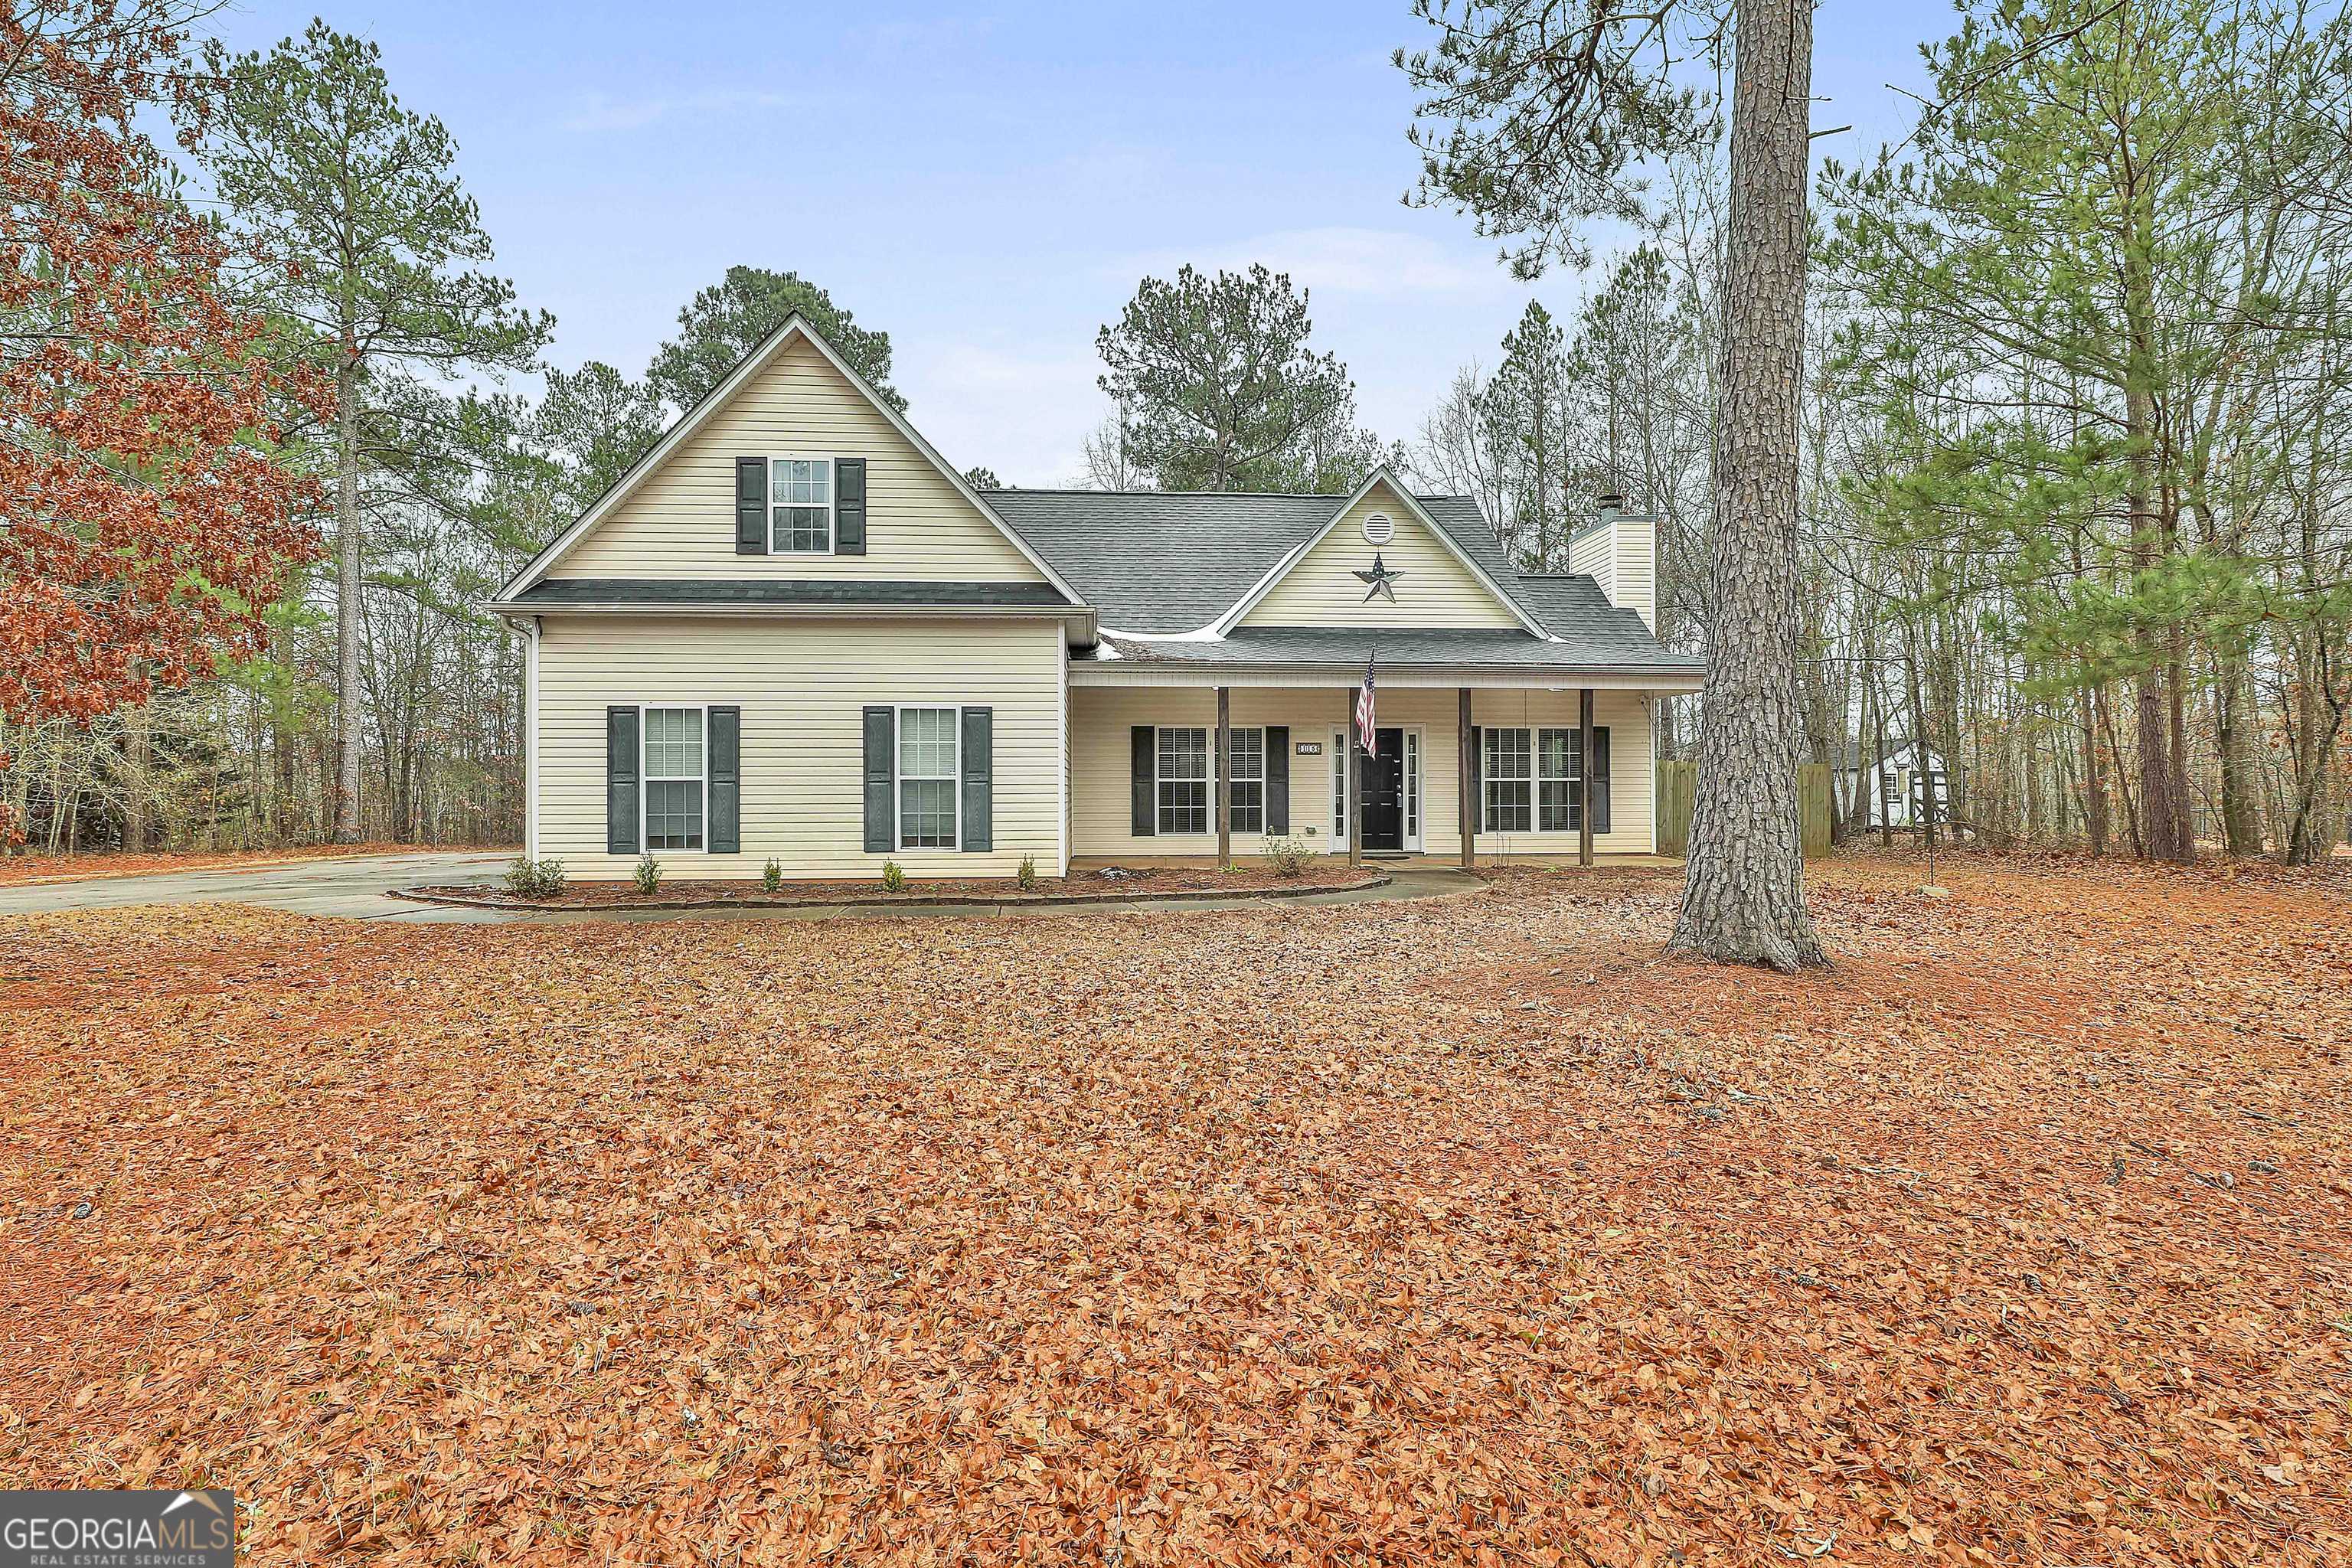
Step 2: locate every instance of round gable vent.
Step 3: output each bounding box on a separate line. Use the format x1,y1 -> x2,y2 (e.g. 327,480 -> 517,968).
1361,511 -> 1395,546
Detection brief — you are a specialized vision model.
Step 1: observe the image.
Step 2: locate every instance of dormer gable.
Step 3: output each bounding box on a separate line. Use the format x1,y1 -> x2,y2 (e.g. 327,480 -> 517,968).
1223,472 -> 1539,634
498,318 -> 1080,599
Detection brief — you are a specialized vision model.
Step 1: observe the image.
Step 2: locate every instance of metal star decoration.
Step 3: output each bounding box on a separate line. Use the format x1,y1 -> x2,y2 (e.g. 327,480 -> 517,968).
1354,552 -> 1406,603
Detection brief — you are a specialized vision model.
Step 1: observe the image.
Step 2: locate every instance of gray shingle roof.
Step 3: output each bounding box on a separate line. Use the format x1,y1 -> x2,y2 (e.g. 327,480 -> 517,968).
1092,626 -> 1700,672
506,577 -> 1076,608
980,489 -> 1336,634
986,485 -> 1698,672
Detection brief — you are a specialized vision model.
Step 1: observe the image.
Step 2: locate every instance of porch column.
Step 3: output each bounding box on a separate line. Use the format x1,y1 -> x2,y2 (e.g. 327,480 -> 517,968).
1215,685 -> 1232,867
1344,688 -> 1361,868
1579,687 -> 1596,867
1458,688 -> 1475,868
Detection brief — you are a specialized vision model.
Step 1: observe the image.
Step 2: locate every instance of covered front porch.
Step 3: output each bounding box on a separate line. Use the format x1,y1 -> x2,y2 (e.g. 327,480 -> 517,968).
1067,662 -> 1698,867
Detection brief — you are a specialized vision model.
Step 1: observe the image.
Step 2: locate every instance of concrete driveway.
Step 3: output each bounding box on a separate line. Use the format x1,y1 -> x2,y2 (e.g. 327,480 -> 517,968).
0,850 -> 516,923
0,852 -> 1485,925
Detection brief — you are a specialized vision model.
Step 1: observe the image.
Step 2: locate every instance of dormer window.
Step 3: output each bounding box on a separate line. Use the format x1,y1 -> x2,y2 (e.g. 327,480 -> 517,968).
1361,511 -> 1395,546
772,458 -> 834,553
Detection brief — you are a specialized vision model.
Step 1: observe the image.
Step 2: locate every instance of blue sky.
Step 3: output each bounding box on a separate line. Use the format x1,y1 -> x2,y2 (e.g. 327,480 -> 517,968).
203,2 -> 1949,484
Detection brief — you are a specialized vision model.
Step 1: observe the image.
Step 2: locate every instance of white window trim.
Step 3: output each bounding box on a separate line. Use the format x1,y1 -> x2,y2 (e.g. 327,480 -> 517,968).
1228,725 -> 1268,836
1330,727 -> 1348,852
768,455 -> 836,556
893,704 -> 962,853
1483,725 -> 1535,837
1535,725 -> 1586,834
1155,724 -> 1213,838
639,702 -> 710,857
1151,724 -> 1272,838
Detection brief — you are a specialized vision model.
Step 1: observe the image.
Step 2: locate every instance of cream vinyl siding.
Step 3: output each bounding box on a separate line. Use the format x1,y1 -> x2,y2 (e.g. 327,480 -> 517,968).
1241,482 -> 1523,629
1070,685 -> 1655,858
537,615 -> 1065,879
550,336 -> 1045,583
1566,514 -> 1658,631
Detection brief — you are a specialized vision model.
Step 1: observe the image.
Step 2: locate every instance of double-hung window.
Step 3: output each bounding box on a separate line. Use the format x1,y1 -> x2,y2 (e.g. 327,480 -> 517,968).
897,707 -> 959,849
643,707 -> 706,851
1483,727 -> 1533,834
1228,727 -> 1266,834
1156,727 -> 1210,835
771,458 -> 833,553
1537,727 -> 1583,831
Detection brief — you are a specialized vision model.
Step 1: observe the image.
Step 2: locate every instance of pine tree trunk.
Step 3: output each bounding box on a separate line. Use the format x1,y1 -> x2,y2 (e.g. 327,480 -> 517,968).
332,355 -> 364,844
2081,686 -> 2108,856
1668,0 -> 1825,972
2214,651 -> 2262,856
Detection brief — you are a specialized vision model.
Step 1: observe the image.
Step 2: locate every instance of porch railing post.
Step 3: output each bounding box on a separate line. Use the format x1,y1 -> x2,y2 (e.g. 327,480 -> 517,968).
1344,687 -> 1361,869
1215,685 -> 1232,867
1458,688 -> 1475,869
1579,686 -> 1596,867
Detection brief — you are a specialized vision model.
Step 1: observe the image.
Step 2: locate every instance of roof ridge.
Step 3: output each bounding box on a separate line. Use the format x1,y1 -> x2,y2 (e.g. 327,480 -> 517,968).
985,487 -> 1353,500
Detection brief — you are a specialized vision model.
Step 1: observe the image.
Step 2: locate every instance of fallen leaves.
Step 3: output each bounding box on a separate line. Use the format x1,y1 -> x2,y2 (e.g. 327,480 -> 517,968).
1,856 -> 2347,1565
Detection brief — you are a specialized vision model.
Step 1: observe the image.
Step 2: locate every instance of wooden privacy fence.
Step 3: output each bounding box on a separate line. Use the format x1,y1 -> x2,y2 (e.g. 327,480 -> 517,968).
1655,762 -> 1832,859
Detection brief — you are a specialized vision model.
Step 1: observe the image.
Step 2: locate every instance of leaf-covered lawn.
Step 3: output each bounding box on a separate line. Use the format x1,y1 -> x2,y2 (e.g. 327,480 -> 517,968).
3,858 -> 2346,1566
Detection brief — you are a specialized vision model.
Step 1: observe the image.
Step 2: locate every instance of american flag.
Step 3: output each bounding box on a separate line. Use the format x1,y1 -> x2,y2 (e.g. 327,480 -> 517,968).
1354,649 -> 1377,756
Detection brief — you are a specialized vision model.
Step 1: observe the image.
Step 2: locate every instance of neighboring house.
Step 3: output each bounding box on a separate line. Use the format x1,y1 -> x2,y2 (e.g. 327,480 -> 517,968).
1830,739 -> 1954,831
490,315 -> 1704,879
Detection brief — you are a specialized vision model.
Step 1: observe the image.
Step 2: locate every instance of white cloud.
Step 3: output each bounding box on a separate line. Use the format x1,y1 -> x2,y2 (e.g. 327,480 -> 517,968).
1113,226 -> 1508,301
557,89 -> 798,135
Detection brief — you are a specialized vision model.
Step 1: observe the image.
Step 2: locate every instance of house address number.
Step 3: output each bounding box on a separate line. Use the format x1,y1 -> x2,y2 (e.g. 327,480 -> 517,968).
1295,741 -> 1323,755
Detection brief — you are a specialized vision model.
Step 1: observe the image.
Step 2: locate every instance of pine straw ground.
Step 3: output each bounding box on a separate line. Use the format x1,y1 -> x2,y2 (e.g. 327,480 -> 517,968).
2,858 -> 2347,1567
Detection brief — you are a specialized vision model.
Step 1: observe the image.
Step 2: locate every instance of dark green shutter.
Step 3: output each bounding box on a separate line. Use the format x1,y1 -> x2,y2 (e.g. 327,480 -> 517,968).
959,707 -> 992,851
835,458 -> 867,555
1592,727 -> 1612,835
1569,727 -> 1585,832
1468,725 -> 1483,835
606,706 -> 640,854
1130,726 -> 1155,836
736,458 -> 768,554
1265,726 -> 1289,833
863,706 -> 895,852
708,705 -> 740,854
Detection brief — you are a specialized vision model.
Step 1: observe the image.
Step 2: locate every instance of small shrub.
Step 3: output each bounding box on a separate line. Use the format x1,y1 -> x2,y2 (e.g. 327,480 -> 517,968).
761,858 -> 782,893
1264,836 -> 1308,878
503,856 -> 565,900
1016,854 -> 1037,890
880,859 -> 906,893
633,854 -> 662,895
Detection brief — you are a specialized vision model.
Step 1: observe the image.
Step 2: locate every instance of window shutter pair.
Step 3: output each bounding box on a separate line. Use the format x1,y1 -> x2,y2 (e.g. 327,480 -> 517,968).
1128,724 -> 1289,835
863,706 -> 991,852
733,456 -> 867,555
607,705 -> 739,854
1265,726 -> 1289,834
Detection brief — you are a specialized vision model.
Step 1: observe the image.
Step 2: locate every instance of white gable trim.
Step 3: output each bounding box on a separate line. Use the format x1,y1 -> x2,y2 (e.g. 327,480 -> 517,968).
1205,468 -> 1544,638
496,315 -> 1087,606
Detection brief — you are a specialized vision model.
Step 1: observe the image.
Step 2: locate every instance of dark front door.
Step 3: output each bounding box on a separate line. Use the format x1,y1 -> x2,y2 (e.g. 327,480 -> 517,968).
1360,728 -> 1406,851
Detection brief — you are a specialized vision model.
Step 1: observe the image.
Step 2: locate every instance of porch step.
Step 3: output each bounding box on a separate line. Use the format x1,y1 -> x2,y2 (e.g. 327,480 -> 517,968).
1363,851 -> 1414,861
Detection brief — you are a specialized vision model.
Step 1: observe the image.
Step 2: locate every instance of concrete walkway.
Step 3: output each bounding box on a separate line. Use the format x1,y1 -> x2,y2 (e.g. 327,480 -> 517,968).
0,852 -> 1484,926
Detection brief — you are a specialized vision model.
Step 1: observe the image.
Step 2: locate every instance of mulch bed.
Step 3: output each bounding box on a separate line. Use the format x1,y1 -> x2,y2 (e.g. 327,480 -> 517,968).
403,862 -> 1387,910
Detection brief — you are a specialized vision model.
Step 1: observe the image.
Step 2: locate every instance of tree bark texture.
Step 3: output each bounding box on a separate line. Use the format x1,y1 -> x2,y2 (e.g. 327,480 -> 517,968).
1668,0 -> 1827,972
332,355 -> 364,844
